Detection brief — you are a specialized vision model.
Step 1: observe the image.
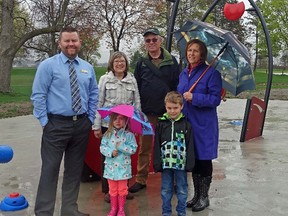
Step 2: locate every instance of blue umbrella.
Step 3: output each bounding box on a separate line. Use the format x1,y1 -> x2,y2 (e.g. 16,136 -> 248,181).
174,20 -> 256,96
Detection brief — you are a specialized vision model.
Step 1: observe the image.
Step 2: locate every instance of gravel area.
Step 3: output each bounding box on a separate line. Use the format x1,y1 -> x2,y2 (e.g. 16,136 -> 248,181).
229,88 -> 288,100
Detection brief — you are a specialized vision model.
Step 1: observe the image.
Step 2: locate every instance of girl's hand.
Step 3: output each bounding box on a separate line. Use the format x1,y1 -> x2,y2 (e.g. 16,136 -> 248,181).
94,129 -> 102,139
112,150 -> 118,157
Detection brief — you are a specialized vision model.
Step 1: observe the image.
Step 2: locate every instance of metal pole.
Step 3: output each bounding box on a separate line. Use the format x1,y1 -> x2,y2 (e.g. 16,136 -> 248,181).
166,0 -> 180,52
202,0 -> 272,137
201,0 -> 222,21
247,0 -> 273,135
165,0 -> 272,138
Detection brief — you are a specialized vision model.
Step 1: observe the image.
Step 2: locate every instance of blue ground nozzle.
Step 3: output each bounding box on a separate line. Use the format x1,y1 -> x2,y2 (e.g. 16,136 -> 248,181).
0,192 -> 28,211
0,145 -> 14,163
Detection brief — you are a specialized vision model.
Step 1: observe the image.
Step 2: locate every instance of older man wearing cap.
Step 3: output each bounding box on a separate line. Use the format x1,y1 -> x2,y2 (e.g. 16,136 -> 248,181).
129,27 -> 180,193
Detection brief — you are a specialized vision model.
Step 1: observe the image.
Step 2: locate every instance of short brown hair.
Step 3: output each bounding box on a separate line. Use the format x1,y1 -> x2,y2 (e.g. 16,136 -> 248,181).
164,91 -> 183,106
59,26 -> 79,40
107,51 -> 129,76
185,39 -> 208,64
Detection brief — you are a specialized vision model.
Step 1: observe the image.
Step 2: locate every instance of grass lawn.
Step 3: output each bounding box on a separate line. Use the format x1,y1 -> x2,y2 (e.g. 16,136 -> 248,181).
0,67 -> 107,103
0,67 -> 287,118
254,69 -> 288,90
0,67 -> 107,118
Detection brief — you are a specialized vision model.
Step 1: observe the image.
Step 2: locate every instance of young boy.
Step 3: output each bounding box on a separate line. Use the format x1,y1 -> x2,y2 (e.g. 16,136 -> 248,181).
153,91 -> 195,216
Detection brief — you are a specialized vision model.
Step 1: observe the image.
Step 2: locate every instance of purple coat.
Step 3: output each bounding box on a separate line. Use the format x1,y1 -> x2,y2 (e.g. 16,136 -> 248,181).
177,63 -> 222,160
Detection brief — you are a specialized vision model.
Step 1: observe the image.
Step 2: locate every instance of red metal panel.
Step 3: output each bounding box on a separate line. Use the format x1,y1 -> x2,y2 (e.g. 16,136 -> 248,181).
84,131 -> 102,176
244,96 -> 266,141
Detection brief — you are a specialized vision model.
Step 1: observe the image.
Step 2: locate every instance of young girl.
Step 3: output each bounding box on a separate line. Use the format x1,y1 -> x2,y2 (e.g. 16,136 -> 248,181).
92,51 -> 140,202
100,113 -> 138,216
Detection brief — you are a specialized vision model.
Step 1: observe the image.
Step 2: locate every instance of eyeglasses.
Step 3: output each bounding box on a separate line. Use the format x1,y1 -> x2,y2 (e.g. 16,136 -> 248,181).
145,38 -> 158,43
114,60 -> 126,64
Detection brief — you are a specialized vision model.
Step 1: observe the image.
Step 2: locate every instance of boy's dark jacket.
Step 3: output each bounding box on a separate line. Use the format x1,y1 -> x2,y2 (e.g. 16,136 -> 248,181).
153,113 -> 195,172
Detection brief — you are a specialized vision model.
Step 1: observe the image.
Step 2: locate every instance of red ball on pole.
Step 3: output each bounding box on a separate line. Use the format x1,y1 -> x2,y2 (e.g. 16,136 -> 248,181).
223,1 -> 245,21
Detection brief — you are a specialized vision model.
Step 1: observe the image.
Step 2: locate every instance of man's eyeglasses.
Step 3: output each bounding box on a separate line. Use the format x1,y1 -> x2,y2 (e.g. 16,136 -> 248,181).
145,38 -> 158,43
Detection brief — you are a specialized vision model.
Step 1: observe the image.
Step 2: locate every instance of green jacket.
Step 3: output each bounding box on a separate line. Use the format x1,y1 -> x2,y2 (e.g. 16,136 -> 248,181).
153,112 -> 195,172
134,48 -> 180,116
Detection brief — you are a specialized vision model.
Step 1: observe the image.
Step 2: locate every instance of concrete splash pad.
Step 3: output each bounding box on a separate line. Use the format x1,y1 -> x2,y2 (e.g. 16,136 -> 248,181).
0,99 -> 287,216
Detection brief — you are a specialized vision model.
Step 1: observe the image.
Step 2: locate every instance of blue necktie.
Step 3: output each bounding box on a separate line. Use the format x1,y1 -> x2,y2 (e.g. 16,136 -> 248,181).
68,60 -> 82,113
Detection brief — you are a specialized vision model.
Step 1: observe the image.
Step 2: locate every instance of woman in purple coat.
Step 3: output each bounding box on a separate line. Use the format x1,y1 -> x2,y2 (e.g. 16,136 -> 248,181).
177,39 -> 222,212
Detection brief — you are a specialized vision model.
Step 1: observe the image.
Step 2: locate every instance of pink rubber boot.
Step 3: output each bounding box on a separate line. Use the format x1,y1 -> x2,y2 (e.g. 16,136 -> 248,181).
117,195 -> 126,216
107,195 -> 118,216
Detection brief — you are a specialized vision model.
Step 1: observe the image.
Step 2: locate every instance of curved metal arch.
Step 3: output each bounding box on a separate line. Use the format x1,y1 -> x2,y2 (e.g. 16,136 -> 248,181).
166,0 -> 180,52
166,0 -> 273,137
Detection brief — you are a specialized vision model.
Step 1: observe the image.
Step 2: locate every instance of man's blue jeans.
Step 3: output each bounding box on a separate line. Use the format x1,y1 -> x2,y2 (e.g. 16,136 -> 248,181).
161,169 -> 188,216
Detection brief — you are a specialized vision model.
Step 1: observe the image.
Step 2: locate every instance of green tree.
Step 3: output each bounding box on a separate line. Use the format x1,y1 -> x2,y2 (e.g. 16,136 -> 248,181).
130,50 -> 143,70
257,0 -> 288,60
210,0 -> 247,43
0,0 -> 105,93
280,51 -> 288,74
87,0 -> 165,52
0,0 -> 68,93
164,0 -> 248,66
245,9 -> 259,72
23,0 -> 103,62
78,28 -> 101,64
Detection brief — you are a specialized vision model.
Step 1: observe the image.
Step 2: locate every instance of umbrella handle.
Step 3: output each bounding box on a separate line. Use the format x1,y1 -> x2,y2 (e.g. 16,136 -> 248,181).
217,42 -> 229,57
189,63 -> 212,93
221,88 -> 227,102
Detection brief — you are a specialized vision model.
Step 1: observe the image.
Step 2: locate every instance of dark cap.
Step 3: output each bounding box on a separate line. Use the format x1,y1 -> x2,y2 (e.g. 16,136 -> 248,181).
143,28 -> 160,36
